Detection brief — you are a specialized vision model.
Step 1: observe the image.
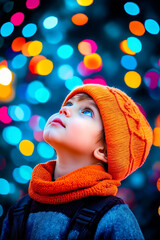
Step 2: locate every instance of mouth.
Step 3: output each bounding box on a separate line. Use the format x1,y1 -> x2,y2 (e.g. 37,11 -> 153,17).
51,118 -> 66,128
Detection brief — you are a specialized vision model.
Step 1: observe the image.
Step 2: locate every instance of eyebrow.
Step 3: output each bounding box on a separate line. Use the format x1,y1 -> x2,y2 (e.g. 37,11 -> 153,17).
67,95 -> 99,112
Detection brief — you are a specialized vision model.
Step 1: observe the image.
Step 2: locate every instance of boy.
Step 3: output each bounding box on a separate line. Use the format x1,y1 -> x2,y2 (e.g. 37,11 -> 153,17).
1,84 -> 153,239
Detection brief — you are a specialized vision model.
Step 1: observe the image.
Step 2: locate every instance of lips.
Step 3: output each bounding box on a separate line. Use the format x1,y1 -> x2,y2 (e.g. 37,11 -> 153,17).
51,118 -> 65,128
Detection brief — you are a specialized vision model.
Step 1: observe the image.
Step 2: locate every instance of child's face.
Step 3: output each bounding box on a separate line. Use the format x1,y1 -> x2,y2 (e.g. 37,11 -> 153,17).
43,93 -> 104,155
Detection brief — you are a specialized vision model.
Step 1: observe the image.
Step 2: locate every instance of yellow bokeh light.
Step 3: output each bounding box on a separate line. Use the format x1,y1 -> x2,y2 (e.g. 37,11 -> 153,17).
76,0 -> 93,6
28,41 -> 43,56
84,53 -> 102,69
120,40 -> 136,55
0,84 -> 14,101
36,59 -> 53,75
0,66 -> 13,86
124,71 -> 141,88
19,140 -> 34,156
153,127 -> 160,147
158,206 -> 160,216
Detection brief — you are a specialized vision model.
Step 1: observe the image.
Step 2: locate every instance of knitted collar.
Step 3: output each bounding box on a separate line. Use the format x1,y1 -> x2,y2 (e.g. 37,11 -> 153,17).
28,160 -> 121,204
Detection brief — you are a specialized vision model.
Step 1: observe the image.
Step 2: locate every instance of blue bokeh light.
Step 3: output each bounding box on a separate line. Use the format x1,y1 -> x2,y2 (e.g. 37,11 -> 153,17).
58,64 -> 74,80
43,16 -> 58,29
12,54 -> 27,69
0,178 -> 10,195
124,2 -> 140,16
35,87 -> 51,103
0,204 -> 3,217
0,22 -> 14,37
144,19 -> 160,35
65,76 -> 83,90
22,23 -> 37,37
37,142 -> 55,159
127,37 -> 142,53
57,44 -> 73,59
19,165 -> 33,181
12,168 -> 29,184
2,126 -> 22,145
121,55 -> 137,70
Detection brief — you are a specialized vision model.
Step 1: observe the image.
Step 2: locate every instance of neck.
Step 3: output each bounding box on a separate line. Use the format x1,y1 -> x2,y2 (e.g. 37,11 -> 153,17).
53,149 -> 102,180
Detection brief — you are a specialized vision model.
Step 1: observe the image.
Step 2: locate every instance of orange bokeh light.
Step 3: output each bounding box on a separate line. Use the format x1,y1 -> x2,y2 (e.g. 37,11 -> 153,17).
129,21 -> 145,36
11,37 -> 26,52
72,13 -> 88,26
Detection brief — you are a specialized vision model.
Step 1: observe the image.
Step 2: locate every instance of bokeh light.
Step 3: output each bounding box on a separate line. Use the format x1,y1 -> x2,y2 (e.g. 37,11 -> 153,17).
129,171 -> 146,189
35,87 -> 51,103
10,12 -> 24,26
0,66 -> 13,85
124,71 -> 141,88
0,106 -> 12,123
43,16 -> 58,29
26,0 -> 40,9
121,55 -> 137,70
58,64 -> 74,80
76,0 -> 93,6
3,1 -> 14,13
83,75 -> 107,85
11,54 -> 27,69
37,142 -> 55,159
11,37 -> 26,52
0,22 -> 14,37
155,114 -> 160,127
127,37 -> 142,53
71,13 -> 88,26
2,126 -> 22,145
78,39 -> 97,55
22,23 -> 37,37
153,127 -> 160,146
57,44 -> 73,59
0,205 -> 3,217
19,140 -> 34,156
8,104 -> 31,121
124,2 -> 140,16
144,70 -> 159,89
65,76 -> 83,90
120,40 -> 136,55
0,84 -> 14,102
0,178 -> 10,195
36,59 -> 53,75
84,53 -> 102,69
129,21 -> 145,36
29,55 -> 46,74
29,115 -> 46,131
144,19 -> 160,35
27,40 -> 43,56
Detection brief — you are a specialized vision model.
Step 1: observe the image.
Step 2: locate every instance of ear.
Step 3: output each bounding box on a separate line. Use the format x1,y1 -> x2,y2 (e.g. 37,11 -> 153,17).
93,146 -> 108,163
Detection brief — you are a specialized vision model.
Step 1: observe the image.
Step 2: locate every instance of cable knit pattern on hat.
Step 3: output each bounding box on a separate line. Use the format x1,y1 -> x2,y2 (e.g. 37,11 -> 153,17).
61,84 -> 153,181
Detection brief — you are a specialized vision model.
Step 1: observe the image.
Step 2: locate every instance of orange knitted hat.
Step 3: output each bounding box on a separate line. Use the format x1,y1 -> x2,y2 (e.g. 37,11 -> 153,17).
61,84 -> 153,181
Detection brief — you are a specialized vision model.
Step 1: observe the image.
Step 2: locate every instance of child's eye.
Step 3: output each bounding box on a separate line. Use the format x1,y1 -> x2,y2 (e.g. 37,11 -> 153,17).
81,108 -> 93,117
65,101 -> 72,106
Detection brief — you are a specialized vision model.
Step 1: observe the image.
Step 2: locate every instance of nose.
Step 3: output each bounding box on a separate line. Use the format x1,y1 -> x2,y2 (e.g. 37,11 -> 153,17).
59,106 -> 71,117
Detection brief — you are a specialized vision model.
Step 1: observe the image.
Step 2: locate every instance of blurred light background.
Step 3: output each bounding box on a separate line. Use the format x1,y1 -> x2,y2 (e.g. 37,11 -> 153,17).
0,0 -> 160,239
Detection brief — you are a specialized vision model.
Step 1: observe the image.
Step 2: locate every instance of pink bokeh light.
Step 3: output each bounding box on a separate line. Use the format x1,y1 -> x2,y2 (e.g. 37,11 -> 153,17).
0,106 -> 12,124
26,0 -> 40,9
10,12 -> 25,26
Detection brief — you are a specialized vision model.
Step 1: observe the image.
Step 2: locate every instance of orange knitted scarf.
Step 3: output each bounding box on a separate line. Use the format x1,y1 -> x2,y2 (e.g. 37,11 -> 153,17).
28,160 -> 121,204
